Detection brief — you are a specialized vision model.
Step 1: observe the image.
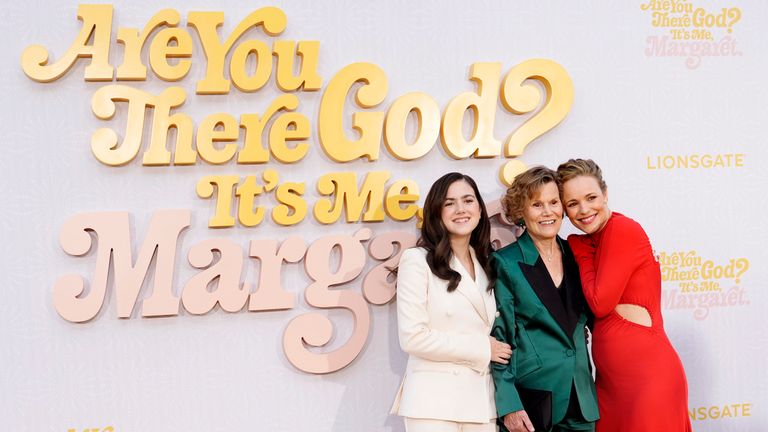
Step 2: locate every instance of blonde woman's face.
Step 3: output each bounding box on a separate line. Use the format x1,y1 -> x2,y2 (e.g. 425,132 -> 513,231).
561,175 -> 610,235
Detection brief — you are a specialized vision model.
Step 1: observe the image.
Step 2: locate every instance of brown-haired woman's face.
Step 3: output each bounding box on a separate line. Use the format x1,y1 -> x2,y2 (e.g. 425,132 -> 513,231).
562,175 -> 610,235
521,181 -> 563,241
441,180 -> 481,241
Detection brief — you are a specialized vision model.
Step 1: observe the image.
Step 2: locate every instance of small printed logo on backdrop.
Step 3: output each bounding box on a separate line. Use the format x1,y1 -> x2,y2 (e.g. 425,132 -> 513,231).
645,153 -> 745,171
640,0 -> 743,69
689,402 -> 753,422
658,249 -> 750,320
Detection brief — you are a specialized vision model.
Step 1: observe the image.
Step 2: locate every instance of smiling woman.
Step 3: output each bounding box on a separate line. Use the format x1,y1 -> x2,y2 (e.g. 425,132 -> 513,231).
492,166 -> 598,432
557,158 -> 692,432
559,174 -> 610,235
391,172 -> 510,431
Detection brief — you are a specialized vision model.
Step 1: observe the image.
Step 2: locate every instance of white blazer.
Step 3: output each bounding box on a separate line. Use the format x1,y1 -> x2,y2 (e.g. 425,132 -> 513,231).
390,247 -> 497,423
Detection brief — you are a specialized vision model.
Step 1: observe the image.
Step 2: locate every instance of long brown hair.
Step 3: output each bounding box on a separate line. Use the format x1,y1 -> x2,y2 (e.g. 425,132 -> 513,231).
418,172 -> 494,292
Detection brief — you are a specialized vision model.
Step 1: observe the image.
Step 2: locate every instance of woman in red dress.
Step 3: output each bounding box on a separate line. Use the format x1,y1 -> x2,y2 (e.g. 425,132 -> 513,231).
557,159 -> 692,432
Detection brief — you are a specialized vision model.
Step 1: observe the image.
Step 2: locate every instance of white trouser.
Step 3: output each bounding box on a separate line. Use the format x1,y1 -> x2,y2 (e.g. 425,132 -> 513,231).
404,417 -> 498,432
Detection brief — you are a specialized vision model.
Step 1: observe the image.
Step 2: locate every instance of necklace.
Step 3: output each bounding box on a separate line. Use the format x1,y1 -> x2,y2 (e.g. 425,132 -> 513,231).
534,240 -> 556,263
532,238 -> 563,286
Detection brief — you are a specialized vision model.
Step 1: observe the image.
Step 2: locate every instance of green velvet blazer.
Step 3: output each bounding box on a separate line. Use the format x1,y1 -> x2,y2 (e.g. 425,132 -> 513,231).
491,231 -> 599,430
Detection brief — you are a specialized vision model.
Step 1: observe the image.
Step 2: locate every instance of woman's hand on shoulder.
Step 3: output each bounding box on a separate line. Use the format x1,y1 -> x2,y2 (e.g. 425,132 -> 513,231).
568,234 -> 595,256
567,233 -> 591,248
489,336 -> 512,364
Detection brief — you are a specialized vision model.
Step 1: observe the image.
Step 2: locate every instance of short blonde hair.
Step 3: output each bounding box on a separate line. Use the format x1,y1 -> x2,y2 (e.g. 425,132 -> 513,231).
556,158 -> 607,192
501,166 -> 558,225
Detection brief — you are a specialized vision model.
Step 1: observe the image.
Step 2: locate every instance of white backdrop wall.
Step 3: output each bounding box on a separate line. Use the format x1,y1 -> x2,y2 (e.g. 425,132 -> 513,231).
2,1 -> 766,431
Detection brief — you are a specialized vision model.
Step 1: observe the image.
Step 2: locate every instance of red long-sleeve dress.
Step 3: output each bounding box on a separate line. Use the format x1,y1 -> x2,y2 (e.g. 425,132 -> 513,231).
568,212 -> 691,432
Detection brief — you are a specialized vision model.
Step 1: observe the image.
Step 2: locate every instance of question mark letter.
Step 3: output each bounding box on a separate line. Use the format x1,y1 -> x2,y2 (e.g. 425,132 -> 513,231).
735,258 -> 749,283
499,59 -> 574,185
727,8 -> 742,33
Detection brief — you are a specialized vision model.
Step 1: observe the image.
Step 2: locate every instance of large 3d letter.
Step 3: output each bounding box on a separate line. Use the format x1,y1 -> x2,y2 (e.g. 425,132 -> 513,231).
22,4 -> 114,82
283,229 -> 372,373
53,210 -> 190,322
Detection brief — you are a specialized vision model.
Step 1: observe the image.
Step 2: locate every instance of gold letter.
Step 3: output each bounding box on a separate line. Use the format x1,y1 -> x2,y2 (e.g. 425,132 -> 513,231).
22,4 -> 113,82
238,94 -> 300,164
116,9 -> 181,80
188,7 -> 287,94
500,59 -> 574,156
197,113 -> 239,165
385,179 -> 420,221
230,40 -> 272,92
441,62 -> 502,159
236,175 -> 265,227
318,63 -> 387,162
384,92 -> 440,160
197,175 -> 240,228
270,112 -> 310,163
149,27 -> 193,81
273,182 -> 307,226
313,171 -> 391,224
273,40 -> 322,91
90,85 -> 194,166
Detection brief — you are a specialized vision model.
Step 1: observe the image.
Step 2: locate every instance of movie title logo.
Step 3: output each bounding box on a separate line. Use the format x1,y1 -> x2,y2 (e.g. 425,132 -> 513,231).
640,0 -> 743,69
660,250 -> 750,319
21,5 -> 575,193
23,5 -> 542,374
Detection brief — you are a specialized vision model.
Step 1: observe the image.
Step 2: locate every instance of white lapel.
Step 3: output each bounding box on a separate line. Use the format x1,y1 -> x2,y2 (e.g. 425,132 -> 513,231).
472,250 -> 496,326
452,248 -> 492,326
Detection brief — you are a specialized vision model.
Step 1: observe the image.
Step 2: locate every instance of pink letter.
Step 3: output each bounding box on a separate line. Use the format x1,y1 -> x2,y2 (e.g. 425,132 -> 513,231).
362,231 -> 417,305
248,236 -> 307,311
182,238 -> 247,314
53,210 -> 189,322
283,229 -> 372,373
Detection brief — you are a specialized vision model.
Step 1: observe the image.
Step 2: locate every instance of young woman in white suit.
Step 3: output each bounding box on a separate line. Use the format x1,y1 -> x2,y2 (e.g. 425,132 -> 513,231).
391,172 -> 513,432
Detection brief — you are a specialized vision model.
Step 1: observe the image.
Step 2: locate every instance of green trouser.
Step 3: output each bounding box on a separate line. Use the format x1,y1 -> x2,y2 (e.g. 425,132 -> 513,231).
552,420 -> 594,432
551,384 -> 595,432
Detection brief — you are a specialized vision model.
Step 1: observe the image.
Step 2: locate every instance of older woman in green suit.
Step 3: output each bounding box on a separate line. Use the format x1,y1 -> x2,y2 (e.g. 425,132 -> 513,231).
491,167 -> 599,432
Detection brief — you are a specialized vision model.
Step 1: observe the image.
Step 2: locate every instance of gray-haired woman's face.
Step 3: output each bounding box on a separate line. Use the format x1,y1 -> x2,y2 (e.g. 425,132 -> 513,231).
521,181 -> 563,241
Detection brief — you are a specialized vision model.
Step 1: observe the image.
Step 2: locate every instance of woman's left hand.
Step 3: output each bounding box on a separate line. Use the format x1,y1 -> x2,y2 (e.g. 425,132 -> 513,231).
568,234 -> 596,259
489,336 -> 512,364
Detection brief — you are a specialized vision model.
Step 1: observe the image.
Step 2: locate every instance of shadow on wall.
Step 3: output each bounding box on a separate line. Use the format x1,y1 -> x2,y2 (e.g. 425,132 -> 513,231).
329,302 -> 407,432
